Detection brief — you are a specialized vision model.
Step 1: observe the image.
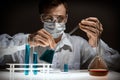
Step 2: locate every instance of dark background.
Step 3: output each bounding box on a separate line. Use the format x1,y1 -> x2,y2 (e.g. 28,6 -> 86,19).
0,0 -> 119,52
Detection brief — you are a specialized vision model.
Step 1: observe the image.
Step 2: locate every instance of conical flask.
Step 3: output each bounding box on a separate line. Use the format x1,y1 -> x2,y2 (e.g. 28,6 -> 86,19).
88,38 -> 108,76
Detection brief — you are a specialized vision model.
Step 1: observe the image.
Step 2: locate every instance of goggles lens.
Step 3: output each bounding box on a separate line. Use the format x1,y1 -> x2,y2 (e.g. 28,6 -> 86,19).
41,14 -> 67,23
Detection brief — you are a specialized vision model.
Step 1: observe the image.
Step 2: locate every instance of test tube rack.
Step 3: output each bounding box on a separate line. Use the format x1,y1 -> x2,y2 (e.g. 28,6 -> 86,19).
6,63 -> 54,77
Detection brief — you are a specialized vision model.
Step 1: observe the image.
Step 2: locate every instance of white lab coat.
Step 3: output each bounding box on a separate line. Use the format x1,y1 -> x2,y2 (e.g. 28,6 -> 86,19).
0,32 -> 120,72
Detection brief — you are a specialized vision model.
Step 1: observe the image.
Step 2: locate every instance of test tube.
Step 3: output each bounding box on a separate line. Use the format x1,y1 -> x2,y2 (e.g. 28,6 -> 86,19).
64,64 -> 68,72
24,43 -> 30,75
33,52 -> 38,75
32,39 -> 38,75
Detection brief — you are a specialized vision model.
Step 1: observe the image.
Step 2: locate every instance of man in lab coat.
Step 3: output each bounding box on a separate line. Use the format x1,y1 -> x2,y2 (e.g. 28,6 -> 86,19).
0,0 -> 120,72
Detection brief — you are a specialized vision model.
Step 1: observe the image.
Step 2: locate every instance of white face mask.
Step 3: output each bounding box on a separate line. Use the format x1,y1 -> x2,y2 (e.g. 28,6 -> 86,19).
44,22 -> 66,38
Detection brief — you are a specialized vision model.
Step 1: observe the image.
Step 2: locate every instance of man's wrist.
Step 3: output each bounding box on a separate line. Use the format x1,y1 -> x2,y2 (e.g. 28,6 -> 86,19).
88,39 -> 97,47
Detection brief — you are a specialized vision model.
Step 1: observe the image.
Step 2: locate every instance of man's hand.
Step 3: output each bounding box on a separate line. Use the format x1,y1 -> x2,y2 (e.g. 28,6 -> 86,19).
28,29 -> 56,49
79,17 -> 103,47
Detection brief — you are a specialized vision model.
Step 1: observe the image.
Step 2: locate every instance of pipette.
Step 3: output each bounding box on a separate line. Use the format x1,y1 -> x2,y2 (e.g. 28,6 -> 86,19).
69,25 -> 79,35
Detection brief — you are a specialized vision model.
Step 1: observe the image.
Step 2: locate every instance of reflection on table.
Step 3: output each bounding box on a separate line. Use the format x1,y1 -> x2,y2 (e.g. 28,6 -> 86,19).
0,69 -> 120,80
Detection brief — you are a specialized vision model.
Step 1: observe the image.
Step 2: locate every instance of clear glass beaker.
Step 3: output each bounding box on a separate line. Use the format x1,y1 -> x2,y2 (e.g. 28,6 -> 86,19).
88,39 -> 108,76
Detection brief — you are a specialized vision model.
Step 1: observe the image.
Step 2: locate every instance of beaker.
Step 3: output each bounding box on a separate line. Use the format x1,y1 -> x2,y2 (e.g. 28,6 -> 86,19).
88,39 -> 108,76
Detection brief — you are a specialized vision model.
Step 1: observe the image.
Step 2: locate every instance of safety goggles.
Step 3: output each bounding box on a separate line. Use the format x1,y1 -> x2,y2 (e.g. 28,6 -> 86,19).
40,14 -> 68,23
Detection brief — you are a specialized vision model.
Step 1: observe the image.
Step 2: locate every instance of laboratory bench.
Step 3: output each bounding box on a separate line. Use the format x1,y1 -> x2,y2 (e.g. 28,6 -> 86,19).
0,69 -> 120,80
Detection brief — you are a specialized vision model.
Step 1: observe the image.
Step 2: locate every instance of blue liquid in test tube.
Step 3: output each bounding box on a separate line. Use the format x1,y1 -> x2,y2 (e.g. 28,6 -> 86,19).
24,44 -> 30,75
64,64 -> 69,72
33,52 -> 38,75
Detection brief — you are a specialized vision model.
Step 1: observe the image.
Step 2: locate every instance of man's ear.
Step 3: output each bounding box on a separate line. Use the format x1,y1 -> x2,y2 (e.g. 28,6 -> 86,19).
65,14 -> 68,23
40,14 -> 43,23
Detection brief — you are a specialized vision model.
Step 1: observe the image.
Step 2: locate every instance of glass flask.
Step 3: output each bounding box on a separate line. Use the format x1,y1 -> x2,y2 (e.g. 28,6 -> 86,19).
88,38 -> 108,76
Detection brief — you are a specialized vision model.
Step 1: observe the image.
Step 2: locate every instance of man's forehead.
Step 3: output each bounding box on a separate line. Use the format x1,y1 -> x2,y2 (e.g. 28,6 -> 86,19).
44,4 -> 66,15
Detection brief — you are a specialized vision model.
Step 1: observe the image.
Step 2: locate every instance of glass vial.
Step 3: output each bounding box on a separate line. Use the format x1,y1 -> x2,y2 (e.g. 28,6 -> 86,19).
33,52 -> 38,75
24,43 -> 30,75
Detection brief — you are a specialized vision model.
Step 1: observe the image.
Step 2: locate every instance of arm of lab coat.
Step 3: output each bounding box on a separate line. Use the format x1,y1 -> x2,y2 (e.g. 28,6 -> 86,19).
93,39 -> 120,72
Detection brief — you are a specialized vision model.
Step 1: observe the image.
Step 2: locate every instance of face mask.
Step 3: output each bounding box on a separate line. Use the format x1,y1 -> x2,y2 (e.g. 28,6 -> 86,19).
44,22 -> 66,38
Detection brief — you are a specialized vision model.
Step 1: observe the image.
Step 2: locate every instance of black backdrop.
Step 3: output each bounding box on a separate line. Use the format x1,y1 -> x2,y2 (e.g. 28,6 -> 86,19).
0,0 -> 119,52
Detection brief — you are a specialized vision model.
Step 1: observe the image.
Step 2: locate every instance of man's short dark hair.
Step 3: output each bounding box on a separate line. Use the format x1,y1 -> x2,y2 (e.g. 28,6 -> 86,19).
38,0 -> 68,15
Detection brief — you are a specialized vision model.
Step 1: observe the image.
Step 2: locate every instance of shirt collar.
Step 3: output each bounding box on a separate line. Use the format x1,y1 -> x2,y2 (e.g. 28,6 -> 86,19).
55,32 -> 73,52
